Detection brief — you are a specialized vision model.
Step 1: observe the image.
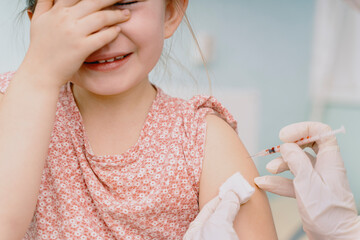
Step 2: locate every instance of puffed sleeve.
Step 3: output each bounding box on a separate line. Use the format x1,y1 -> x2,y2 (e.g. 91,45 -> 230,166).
0,71 -> 15,94
180,95 -> 237,196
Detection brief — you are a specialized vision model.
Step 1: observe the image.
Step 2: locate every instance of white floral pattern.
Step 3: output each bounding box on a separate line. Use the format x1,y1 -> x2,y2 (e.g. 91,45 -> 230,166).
0,71 -> 237,239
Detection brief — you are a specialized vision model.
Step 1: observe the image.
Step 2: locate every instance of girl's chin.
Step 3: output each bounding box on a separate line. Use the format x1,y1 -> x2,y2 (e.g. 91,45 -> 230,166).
71,78 -> 143,97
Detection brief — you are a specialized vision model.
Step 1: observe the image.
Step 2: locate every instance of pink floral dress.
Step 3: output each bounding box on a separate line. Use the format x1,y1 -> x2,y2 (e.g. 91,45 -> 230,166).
0,71 -> 237,240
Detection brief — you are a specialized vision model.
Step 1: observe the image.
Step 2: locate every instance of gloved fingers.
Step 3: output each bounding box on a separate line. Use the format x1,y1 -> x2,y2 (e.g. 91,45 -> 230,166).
186,191 -> 242,240
254,175 -> 295,198
266,157 -> 289,174
315,149 -> 351,190
304,150 -> 316,167
279,121 -> 331,142
300,141 -> 319,154
213,191 -> 241,223
266,151 -> 315,174
280,143 -> 316,178
310,141 -> 320,154
194,196 -> 221,223
266,154 -> 314,175
182,223 -> 200,240
312,142 -> 342,178
279,122 -> 338,150
183,197 -> 221,239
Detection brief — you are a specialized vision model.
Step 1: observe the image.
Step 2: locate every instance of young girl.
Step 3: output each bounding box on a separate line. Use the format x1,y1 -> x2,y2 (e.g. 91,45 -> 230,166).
0,0 -> 277,239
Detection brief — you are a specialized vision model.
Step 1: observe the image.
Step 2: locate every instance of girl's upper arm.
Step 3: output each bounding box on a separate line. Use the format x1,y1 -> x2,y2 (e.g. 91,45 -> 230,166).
199,114 -> 278,239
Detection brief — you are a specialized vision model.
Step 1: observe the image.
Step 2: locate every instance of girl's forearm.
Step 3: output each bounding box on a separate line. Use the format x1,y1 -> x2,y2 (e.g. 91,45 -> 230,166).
0,69 -> 61,238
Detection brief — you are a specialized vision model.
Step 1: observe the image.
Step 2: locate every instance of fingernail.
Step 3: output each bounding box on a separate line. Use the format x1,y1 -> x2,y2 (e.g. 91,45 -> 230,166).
123,9 -> 130,16
266,161 -> 279,174
254,177 -> 263,186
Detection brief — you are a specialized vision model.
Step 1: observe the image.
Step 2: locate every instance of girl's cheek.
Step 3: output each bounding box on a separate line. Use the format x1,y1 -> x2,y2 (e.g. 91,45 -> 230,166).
122,14 -> 165,43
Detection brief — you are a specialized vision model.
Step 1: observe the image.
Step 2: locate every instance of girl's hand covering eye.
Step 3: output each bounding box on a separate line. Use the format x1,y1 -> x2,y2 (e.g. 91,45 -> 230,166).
24,0 -> 133,87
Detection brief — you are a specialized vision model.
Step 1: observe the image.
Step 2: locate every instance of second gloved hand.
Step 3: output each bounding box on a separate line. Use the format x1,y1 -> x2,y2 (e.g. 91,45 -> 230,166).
183,192 -> 240,240
255,122 -> 360,240
184,172 -> 255,240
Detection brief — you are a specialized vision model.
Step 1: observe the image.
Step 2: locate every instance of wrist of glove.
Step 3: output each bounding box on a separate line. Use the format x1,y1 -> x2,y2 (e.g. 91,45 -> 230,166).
299,148 -> 359,239
306,216 -> 360,240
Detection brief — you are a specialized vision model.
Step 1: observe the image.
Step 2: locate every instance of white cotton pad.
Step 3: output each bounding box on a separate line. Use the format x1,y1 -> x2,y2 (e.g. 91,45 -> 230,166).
219,172 -> 255,204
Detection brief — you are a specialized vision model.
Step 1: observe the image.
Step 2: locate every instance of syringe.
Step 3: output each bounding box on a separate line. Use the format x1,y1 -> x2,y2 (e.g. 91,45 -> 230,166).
250,126 -> 346,158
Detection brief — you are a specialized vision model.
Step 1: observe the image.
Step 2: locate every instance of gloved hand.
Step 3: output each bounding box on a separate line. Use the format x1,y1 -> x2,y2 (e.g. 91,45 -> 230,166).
254,122 -> 360,239
184,172 -> 254,240
183,192 -> 239,240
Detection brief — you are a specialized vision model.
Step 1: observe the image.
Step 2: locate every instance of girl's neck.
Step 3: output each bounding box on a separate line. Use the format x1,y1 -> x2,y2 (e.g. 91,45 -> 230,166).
70,80 -> 157,156
71,80 -> 157,122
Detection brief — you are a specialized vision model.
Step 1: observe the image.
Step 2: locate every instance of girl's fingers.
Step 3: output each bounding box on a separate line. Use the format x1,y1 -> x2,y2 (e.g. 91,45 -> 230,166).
72,0 -> 125,19
79,10 -> 130,35
84,25 -> 122,53
33,0 -> 54,17
54,0 -> 81,8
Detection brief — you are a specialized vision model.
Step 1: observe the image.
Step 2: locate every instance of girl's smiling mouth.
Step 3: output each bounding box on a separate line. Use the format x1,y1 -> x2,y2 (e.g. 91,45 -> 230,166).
83,53 -> 132,72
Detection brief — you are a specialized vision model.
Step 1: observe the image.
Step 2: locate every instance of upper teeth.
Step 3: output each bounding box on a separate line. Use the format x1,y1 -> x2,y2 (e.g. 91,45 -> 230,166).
97,55 -> 125,63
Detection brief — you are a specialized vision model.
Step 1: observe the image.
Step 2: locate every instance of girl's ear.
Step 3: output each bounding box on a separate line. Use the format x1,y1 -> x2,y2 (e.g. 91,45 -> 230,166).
164,0 -> 189,39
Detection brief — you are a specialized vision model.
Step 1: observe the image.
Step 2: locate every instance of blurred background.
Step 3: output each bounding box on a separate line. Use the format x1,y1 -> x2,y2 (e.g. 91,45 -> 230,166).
1,0 -> 360,239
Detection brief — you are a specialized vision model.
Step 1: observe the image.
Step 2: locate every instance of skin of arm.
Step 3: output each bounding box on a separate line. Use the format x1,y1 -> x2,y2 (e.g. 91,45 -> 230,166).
199,114 -> 278,239
0,70 -> 61,239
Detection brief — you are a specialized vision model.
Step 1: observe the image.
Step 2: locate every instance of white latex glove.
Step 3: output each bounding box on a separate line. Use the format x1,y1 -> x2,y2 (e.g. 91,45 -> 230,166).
184,172 -> 255,240
254,122 -> 360,239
